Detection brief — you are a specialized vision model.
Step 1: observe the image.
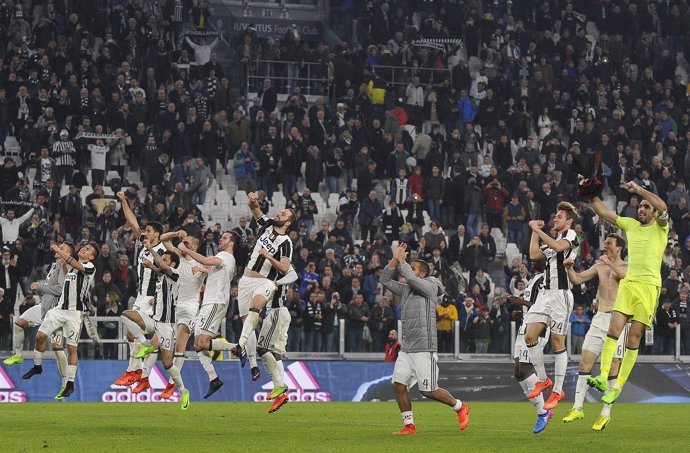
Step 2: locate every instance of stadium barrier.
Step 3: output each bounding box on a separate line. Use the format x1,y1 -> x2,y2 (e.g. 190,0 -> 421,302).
8,318 -> 686,362
2,360 -> 689,404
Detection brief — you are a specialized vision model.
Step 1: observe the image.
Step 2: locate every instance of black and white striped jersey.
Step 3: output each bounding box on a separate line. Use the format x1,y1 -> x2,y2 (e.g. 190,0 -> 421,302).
136,241 -> 166,297
58,261 -> 96,311
268,268 -> 299,309
522,272 -> 544,316
52,140 -> 75,166
152,269 -> 179,324
540,229 -> 578,290
247,215 -> 293,281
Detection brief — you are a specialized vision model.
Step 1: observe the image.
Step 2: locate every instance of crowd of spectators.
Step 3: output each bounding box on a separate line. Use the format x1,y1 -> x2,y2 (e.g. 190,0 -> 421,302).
2,0 -> 690,356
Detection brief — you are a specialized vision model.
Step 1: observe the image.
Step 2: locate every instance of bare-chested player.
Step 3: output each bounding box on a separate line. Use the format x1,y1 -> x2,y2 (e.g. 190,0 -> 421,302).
562,233 -> 628,431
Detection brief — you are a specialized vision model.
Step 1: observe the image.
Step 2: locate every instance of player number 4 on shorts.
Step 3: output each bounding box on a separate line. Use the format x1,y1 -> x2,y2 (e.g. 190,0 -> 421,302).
550,321 -> 563,332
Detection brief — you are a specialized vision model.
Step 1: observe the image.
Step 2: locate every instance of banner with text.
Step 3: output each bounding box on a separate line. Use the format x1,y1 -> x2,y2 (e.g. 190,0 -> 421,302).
1,361 -> 688,403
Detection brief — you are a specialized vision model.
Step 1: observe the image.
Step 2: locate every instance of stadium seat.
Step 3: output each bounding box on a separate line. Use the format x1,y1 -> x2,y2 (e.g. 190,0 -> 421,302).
505,243 -> 522,265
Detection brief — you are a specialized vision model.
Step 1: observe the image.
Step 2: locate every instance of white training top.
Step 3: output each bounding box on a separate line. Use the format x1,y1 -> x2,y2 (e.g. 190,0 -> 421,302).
201,251 -> 235,306
175,257 -> 205,306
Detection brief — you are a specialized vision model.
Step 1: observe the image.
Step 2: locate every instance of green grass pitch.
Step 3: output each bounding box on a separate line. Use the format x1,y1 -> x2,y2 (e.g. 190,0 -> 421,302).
3,402 -> 688,452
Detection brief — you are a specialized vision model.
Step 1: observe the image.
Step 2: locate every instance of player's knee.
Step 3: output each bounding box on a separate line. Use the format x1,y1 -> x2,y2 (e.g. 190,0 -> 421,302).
35,332 -> 47,343
162,359 -> 173,369
52,345 -> 63,351
194,337 -> 208,352
250,296 -> 266,310
14,319 -> 27,328
257,347 -> 268,356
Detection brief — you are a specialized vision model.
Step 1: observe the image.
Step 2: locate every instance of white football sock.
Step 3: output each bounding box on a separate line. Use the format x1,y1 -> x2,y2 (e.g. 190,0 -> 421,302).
141,351 -> 158,378
601,377 -> 616,417
127,340 -> 142,372
401,411 -> 414,426
261,352 -> 284,387
574,373 -> 590,410
167,364 -> 186,393
601,403 -> 612,417
33,349 -> 43,366
521,374 -> 546,415
67,364 -> 77,383
121,317 -> 151,345
553,349 -> 568,393
198,350 -> 217,381
247,331 -> 258,368
452,399 -> 462,412
239,311 -> 261,348
13,324 -> 24,356
527,343 -> 547,381
211,339 -> 236,351
169,353 -> 185,384
276,360 -> 285,384
55,349 -> 68,385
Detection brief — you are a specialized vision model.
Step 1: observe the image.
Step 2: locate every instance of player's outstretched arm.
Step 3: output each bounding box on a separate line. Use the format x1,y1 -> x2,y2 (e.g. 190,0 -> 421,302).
380,249 -> 407,296
529,228 -> 544,261
591,196 -> 618,226
144,241 -> 173,277
626,181 -> 668,227
178,242 -> 223,267
50,244 -> 86,272
142,260 -> 163,275
564,258 -> 598,285
396,245 -> 439,299
276,267 -> 299,285
529,220 -> 571,252
160,230 -> 185,256
247,192 -> 264,220
116,191 -> 142,237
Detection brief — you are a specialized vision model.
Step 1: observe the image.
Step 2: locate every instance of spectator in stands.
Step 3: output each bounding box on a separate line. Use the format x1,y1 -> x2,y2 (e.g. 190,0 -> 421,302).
370,295 -> 395,352
304,291 -> 324,353
436,295 -> 458,353
472,307 -> 492,353
358,190 -> 383,242
233,141 -> 258,193
97,291 -> 124,359
569,305 -> 591,355
322,292 -> 347,353
286,288 -> 305,352
347,292 -> 370,352
655,299 -> 679,355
